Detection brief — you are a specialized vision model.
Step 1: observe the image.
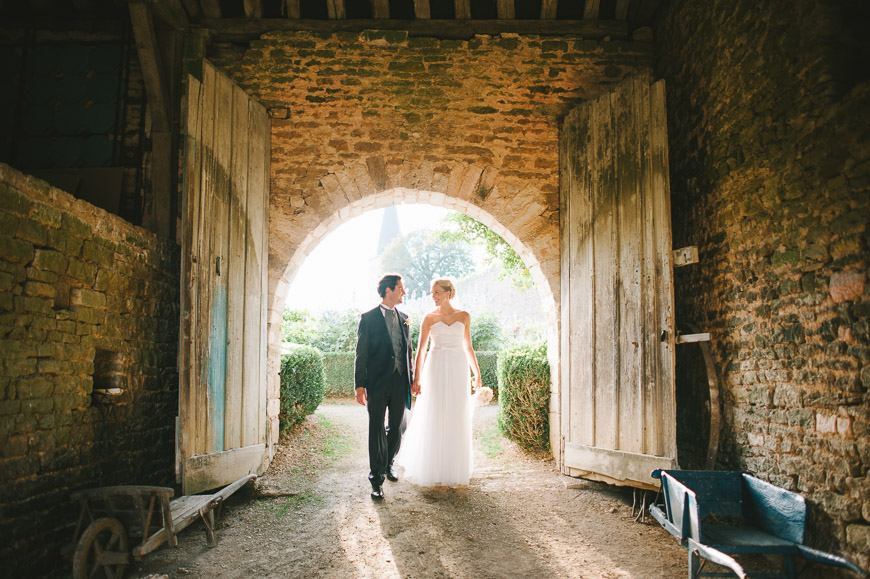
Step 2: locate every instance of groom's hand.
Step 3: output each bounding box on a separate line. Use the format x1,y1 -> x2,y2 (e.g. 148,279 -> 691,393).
355,387 -> 367,406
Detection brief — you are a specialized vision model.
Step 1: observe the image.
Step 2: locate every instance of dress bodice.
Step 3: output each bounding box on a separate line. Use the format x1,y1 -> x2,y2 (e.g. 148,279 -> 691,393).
429,321 -> 465,350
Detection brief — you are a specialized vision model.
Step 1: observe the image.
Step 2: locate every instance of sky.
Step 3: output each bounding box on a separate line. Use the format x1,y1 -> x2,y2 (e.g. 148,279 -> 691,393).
285,204 -> 453,313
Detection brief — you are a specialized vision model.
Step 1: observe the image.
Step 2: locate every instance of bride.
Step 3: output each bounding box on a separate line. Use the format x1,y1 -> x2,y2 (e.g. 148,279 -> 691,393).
397,278 -> 483,487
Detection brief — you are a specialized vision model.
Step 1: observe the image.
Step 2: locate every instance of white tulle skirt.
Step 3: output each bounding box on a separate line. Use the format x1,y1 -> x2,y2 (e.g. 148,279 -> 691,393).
397,346 -> 474,487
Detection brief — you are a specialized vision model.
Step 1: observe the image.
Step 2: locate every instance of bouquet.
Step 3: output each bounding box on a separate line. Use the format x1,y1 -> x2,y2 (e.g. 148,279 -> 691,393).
472,386 -> 493,407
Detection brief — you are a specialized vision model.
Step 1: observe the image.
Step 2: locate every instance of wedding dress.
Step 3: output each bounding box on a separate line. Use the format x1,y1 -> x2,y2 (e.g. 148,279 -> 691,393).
397,321 -> 474,487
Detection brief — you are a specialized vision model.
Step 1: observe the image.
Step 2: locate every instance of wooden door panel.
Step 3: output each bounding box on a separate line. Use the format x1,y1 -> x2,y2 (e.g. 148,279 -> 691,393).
560,74 -> 676,490
179,59 -> 270,495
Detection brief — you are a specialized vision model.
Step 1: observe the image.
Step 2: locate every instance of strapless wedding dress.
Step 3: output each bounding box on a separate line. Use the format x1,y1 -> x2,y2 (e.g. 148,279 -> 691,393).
397,321 -> 473,487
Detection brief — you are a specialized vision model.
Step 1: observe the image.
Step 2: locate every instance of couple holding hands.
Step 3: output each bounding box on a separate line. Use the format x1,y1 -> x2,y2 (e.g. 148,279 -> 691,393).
353,274 -> 489,500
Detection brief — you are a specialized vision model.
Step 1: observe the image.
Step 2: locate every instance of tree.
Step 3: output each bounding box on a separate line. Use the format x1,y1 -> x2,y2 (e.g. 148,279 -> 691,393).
380,229 -> 475,298
440,214 -> 532,289
282,309 -> 360,352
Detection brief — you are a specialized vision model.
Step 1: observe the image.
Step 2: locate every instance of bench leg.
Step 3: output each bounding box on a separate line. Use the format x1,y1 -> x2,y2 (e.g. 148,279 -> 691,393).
689,546 -> 702,579
783,555 -> 796,579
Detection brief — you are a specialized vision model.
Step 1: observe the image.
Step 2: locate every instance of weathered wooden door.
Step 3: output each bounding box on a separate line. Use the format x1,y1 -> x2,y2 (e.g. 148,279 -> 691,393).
559,74 -> 676,490
178,60 -> 270,495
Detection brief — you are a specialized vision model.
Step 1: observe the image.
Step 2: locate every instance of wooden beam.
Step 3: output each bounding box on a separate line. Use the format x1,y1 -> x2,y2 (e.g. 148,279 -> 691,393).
327,0 -> 346,19
284,0 -> 300,18
200,0 -> 222,19
676,333 -> 710,344
615,0 -> 629,20
203,18 -> 629,41
539,0 -> 557,19
152,0 -> 190,31
243,0 -> 263,18
496,0 -> 514,19
583,0 -> 599,20
372,0 -> 390,18
414,0 -> 430,19
181,0 -> 201,19
454,0 -> 470,19
630,0 -> 661,26
129,2 -> 170,132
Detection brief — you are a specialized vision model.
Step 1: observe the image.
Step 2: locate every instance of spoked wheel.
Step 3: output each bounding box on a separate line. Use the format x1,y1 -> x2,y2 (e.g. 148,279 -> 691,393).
72,517 -> 130,579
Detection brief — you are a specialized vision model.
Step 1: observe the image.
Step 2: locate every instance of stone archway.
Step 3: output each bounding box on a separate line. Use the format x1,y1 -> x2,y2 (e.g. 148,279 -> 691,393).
262,159 -> 562,463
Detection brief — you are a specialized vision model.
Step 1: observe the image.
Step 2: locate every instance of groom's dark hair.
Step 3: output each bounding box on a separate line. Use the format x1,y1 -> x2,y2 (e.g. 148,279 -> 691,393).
377,274 -> 402,298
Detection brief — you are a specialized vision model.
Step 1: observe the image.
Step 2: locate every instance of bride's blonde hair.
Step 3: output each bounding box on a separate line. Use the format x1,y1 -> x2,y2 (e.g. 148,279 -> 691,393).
431,278 -> 456,299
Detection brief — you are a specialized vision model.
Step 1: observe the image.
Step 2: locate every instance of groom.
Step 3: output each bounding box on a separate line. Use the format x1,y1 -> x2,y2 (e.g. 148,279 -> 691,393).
354,273 -> 414,500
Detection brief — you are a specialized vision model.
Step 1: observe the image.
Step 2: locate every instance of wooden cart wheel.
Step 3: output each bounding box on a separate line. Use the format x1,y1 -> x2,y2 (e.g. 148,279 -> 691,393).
72,517 -> 130,579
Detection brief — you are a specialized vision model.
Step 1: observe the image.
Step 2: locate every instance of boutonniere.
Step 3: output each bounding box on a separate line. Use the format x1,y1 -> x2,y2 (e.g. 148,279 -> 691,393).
403,316 -> 411,327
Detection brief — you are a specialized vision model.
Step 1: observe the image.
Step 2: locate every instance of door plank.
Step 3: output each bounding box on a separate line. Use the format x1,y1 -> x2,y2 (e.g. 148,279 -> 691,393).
225,84 -> 250,451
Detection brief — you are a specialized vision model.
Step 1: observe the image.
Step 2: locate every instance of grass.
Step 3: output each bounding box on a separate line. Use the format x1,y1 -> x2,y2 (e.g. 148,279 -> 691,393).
478,421 -> 504,458
315,412 -> 355,460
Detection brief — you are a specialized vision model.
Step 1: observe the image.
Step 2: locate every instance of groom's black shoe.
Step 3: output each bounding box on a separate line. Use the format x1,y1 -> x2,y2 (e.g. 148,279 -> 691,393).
386,465 -> 399,482
371,485 -> 384,500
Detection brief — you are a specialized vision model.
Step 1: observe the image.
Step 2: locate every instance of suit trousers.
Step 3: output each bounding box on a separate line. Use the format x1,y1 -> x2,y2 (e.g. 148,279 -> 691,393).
367,369 -> 408,487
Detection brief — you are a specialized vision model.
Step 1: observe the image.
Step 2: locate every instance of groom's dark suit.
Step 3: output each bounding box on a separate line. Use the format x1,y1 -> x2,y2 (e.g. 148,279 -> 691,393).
354,306 -> 414,489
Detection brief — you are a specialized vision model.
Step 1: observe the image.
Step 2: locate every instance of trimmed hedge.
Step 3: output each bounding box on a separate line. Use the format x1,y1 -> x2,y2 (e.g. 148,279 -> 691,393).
279,345 -> 325,434
497,342 -> 550,453
477,351 -> 499,395
322,351 -> 355,398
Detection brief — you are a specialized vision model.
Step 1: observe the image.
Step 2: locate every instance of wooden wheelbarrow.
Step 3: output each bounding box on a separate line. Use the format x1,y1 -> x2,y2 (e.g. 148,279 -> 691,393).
66,474 -> 255,579
649,469 -> 868,579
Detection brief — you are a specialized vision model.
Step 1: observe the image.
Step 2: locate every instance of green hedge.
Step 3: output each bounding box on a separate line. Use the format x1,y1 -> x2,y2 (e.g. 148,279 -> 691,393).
322,351 -> 355,398
477,351 -> 499,395
497,342 -> 550,453
279,345 -> 325,434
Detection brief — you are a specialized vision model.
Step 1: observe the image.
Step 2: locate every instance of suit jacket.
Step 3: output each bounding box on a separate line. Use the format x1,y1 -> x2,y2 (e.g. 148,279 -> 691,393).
354,306 -> 413,409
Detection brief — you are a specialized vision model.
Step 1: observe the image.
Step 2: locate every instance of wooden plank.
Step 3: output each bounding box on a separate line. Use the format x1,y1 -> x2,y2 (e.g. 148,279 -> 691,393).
195,62 -> 217,456
583,0 -> 600,20
258,103 -> 270,445
635,75 -> 659,457
372,0 -> 390,18
454,0 -> 471,20
179,73 -> 203,470
151,0 -> 190,31
243,0 -> 263,18
225,83 -> 250,452
559,110 -> 572,464
650,79 -> 676,458
128,2 -> 170,133
209,66 -> 233,453
565,442 -> 674,489
182,445 -> 264,495
614,77 -> 642,454
615,0 -> 629,20
326,0 -> 346,19
496,0 -> 514,19
592,87 -> 617,452
244,99 -> 269,446
414,0 -> 431,19
673,245 -> 699,267
539,0 -> 557,19
677,333 -> 711,344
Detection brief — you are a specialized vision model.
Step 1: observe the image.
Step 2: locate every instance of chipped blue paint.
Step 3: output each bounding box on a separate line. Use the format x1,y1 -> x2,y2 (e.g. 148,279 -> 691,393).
208,283 -> 227,452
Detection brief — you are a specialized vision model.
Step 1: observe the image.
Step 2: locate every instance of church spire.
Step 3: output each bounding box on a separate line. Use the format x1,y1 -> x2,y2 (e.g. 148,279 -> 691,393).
377,206 -> 401,255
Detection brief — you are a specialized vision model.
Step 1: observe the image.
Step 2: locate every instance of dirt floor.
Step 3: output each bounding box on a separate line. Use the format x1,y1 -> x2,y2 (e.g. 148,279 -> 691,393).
130,400 -> 690,578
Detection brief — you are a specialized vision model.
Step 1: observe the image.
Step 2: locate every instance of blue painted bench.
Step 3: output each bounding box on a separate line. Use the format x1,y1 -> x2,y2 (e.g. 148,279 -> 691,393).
649,469 -> 868,579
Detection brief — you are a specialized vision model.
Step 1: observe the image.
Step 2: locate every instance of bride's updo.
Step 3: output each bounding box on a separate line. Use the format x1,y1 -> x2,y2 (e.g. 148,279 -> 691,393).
432,278 -> 456,299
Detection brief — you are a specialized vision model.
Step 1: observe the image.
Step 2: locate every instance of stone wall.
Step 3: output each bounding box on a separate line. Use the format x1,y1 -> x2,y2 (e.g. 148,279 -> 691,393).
0,163 -> 180,577
207,29 -> 653,452
653,0 -> 870,571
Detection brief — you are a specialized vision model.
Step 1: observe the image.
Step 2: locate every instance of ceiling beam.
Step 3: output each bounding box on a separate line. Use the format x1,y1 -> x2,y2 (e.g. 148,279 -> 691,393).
200,0 -> 221,18
203,18 -> 629,42
129,2 -> 170,132
454,0 -> 470,19
540,0 -> 556,20
284,0 -> 300,18
243,0 -> 263,18
496,0 -> 514,19
151,0 -> 190,30
583,0 -> 599,20
414,0 -> 430,19
327,0 -> 346,19
181,0 -> 201,19
372,0 -> 389,18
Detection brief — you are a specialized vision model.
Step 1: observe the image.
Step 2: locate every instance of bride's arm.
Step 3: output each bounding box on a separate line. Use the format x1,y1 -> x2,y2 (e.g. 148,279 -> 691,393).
413,316 -> 432,395
461,312 -> 483,390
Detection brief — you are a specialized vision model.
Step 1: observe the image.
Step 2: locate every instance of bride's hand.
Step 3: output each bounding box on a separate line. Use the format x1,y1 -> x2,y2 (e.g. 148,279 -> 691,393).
412,381 -> 421,396
473,375 -> 483,390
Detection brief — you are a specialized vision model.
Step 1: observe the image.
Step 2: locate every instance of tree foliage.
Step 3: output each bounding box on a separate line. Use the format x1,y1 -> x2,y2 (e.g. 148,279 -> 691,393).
380,229 -> 475,298
282,309 -> 360,352
440,213 -> 532,288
